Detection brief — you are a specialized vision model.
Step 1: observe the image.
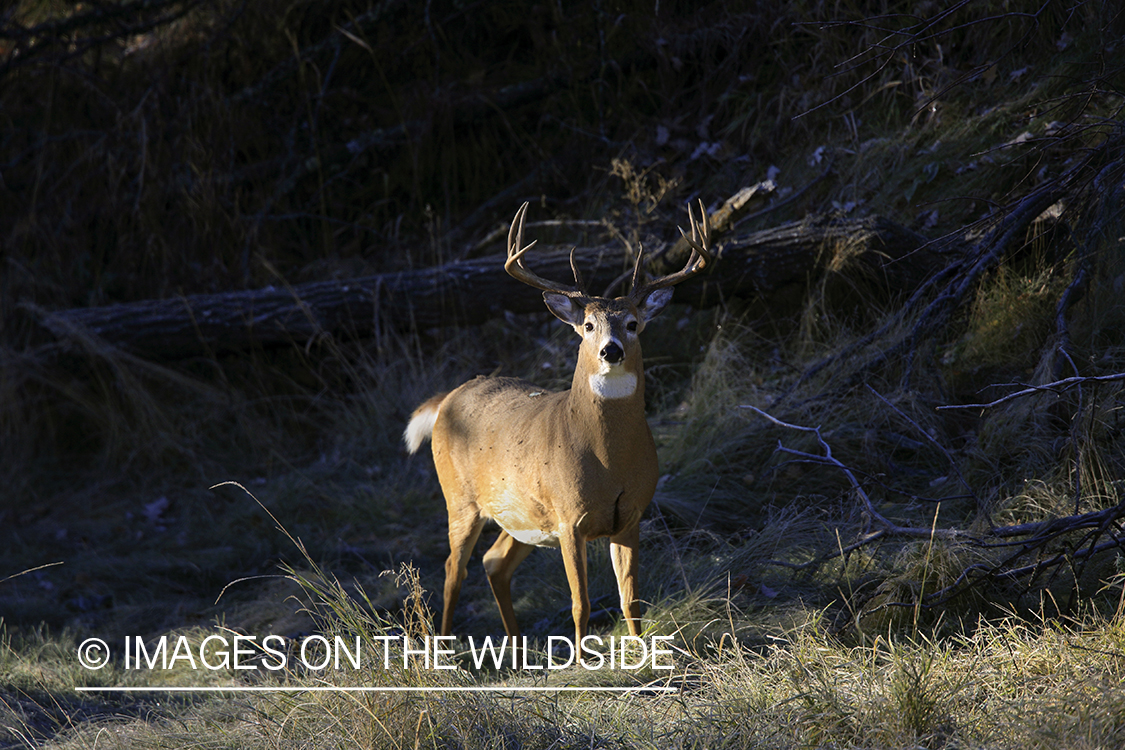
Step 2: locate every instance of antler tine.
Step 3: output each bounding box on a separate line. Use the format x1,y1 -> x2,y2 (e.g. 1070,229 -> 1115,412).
629,245 -> 644,292
504,202 -> 584,297
630,199 -> 712,301
682,198 -> 712,265
569,247 -> 585,290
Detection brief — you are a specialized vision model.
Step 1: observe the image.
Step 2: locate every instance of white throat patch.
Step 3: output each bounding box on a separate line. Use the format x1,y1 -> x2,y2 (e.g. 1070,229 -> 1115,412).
588,369 -> 637,399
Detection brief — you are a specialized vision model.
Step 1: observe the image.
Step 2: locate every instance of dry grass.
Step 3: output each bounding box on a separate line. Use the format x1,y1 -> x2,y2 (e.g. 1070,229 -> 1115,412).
5,563 -> 1125,749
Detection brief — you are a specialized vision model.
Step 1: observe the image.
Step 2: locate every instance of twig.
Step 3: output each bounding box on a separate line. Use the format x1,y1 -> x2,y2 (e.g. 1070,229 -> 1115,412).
936,372 -> 1125,411
740,404 -> 964,539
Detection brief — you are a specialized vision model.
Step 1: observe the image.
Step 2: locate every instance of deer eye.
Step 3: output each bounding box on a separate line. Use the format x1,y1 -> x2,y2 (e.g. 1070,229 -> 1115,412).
626,320 -> 638,332
584,321 -> 594,332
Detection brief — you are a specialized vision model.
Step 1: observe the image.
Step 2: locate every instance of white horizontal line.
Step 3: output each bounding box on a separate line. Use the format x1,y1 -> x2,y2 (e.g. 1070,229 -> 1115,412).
75,685 -> 678,693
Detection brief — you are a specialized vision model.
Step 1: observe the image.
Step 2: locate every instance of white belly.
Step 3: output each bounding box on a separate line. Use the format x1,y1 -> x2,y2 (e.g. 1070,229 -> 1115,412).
507,527 -> 561,547
487,489 -> 561,548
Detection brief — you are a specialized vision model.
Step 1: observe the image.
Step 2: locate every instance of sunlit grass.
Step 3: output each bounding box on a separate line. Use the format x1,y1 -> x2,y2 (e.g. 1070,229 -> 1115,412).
8,581 -> 1125,749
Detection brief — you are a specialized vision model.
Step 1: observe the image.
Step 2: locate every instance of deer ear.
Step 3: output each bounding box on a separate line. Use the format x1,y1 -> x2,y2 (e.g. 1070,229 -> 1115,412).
638,287 -> 673,323
543,292 -> 585,328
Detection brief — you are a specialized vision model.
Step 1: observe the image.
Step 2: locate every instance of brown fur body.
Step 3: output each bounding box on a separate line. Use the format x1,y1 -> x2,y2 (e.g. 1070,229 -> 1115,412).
407,296 -> 663,646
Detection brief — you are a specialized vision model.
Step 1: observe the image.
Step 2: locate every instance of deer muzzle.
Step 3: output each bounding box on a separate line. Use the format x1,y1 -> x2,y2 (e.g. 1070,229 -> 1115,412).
600,340 -> 624,364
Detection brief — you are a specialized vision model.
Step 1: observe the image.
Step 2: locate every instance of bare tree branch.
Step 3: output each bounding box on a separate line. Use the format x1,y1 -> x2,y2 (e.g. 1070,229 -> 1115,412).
936,373 -> 1125,412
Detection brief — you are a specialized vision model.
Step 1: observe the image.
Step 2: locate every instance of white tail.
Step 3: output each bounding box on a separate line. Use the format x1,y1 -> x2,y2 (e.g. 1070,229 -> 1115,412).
403,393 -> 444,454
406,201 -> 711,648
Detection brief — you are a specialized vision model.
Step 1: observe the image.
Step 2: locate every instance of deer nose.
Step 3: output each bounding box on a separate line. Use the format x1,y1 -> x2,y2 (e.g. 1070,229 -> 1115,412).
600,341 -> 624,364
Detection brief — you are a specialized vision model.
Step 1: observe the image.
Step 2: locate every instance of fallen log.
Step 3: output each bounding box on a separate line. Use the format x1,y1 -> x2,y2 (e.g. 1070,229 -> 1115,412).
675,213 -> 933,309
34,214 -> 934,361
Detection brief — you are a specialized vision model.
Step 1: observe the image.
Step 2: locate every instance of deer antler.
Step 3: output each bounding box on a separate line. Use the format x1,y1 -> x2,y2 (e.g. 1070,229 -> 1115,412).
505,202 -> 586,298
629,199 -> 712,303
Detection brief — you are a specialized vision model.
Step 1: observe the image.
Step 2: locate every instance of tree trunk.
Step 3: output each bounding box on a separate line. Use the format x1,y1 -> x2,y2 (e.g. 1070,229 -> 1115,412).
35,215 -> 934,361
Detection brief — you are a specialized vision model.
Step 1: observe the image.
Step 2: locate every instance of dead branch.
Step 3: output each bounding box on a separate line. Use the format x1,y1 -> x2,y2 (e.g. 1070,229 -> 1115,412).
936,372 -> 1125,412
780,133 -> 1125,406
744,402 -> 1125,612
740,404 -> 956,539
32,213 -> 928,360
867,511 -> 1125,617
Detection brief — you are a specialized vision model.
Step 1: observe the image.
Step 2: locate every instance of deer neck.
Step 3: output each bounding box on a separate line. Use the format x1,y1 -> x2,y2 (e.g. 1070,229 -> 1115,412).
567,346 -> 647,429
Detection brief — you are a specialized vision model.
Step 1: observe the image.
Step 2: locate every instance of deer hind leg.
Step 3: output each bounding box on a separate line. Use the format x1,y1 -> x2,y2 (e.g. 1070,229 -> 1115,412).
610,523 -> 642,636
442,510 -> 486,637
482,530 -> 533,638
558,525 -> 590,649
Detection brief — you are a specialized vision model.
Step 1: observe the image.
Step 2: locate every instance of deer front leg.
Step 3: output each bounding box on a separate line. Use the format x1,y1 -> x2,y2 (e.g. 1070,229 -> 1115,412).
558,525 -> 590,651
442,511 -> 485,636
610,524 -> 642,636
482,530 -> 533,638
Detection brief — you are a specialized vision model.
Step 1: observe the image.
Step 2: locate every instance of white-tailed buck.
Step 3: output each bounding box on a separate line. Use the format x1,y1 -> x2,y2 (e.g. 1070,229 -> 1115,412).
404,201 -> 711,648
